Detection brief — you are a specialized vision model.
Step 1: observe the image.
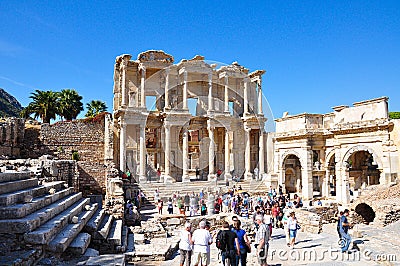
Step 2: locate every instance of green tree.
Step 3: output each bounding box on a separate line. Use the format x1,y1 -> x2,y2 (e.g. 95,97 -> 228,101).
57,89 -> 83,120
389,112 -> 400,119
85,100 -> 107,117
23,90 -> 59,123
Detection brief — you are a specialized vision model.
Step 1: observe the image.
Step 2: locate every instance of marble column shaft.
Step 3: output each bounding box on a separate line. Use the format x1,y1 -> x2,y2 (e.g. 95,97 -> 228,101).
244,78 -> 249,114
139,124 -> 146,181
164,124 -> 171,176
259,130 -> 265,176
258,80 -> 263,115
119,123 -> 126,172
183,71 -> 188,109
140,67 -> 146,108
182,127 -> 189,181
208,73 -> 213,112
224,76 -> 229,112
244,127 -> 251,178
208,126 -> 215,176
164,68 -> 170,109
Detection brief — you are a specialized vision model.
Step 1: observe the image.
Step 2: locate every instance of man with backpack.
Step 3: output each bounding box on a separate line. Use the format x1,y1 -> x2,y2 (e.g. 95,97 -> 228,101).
255,215 -> 270,266
216,222 -> 240,266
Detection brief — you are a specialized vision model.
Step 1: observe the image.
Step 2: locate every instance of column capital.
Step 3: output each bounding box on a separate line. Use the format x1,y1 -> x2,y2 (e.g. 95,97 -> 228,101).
138,64 -> 146,72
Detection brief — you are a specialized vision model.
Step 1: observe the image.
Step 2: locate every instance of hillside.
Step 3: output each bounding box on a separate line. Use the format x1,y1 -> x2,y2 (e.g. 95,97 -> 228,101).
0,88 -> 23,117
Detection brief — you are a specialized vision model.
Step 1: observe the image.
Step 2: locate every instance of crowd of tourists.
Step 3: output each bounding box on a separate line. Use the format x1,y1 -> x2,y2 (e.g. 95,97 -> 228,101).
174,185 -> 305,266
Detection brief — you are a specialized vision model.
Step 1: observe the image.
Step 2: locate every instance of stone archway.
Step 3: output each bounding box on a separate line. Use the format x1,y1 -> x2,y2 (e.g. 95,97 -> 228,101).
343,147 -> 381,190
327,153 -> 337,196
342,145 -> 383,169
282,154 -> 302,194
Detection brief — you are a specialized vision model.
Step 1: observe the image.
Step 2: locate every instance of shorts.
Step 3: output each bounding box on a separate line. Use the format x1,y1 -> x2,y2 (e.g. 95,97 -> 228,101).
290,229 -> 297,238
193,251 -> 210,265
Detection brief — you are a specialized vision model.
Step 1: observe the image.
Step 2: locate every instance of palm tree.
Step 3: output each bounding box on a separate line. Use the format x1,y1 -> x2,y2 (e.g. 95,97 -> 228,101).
57,89 -> 83,120
85,100 -> 107,118
23,90 -> 59,123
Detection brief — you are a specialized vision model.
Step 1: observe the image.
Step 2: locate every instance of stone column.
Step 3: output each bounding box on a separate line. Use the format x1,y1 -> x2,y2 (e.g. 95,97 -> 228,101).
208,72 -> 213,112
121,63 -> 127,107
301,150 -> 314,201
342,168 -> 351,204
183,71 -> 188,110
182,126 -> 190,182
119,123 -> 126,172
243,78 -> 249,114
259,130 -> 265,180
208,122 -> 215,180
164,68 -> 170,110
140,67 -> 146,109
164,124 -> 171,181
244,127 -> 252,180
224,75 -> 229,113
224,129 -> 231,181
323,170 -> 330,197
139,124 -> 146,182
257,80 -> 263,115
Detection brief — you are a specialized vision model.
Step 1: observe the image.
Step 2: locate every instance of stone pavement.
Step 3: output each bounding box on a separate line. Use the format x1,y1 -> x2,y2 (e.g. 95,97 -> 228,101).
133,205 -> 400,266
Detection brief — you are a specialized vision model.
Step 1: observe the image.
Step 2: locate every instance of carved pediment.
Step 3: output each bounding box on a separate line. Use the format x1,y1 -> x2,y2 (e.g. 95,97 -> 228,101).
137,50 -> 174,63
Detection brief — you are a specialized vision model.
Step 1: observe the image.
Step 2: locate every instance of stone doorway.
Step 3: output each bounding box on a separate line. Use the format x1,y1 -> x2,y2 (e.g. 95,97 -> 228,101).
283,155 -> 302,194
347,151 -> 380,191
328,155 -> 336,196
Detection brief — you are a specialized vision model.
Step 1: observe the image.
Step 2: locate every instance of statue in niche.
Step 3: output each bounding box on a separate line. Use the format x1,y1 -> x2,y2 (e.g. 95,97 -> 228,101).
172,95 -> 178,108
129,91 -> 137,107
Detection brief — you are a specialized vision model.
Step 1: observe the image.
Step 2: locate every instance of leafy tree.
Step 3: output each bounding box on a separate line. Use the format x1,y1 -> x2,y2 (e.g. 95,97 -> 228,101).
23,90 -> 59,123
389,112 -> 400,119
85,100 -> 107,117
57,89 -> 83,120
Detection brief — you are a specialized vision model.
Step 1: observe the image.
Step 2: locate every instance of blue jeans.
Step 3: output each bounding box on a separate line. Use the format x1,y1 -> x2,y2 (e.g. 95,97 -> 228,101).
340,231 -> 352,252
222,250 -> 237,266
236,248 -> 247,266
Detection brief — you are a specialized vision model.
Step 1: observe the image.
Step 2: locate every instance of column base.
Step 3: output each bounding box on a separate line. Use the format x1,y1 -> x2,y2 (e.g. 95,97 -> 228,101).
182,174 -> 190,182
224,173 -> 232,181
208,174 -> 216,181
163,174 -> 175,184
139,175 -> 147,183
244,172 -> 253,180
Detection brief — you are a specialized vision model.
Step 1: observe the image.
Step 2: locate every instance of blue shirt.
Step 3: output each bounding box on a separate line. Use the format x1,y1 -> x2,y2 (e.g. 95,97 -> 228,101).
232,228 -> 246,249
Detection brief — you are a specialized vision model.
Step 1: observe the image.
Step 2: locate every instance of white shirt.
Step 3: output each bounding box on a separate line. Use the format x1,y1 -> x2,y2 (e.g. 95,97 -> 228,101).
179,229 -> 192,251
264,214 -> 272,225
192,228 -> 212,253
288,217 -> 298,230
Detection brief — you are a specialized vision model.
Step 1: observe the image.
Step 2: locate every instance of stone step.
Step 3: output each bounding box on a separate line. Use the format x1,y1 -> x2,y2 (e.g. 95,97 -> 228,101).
47,203 -> 98,253
85,208 -> 106,233
67,232 -> 91,255
94,213 -> 113,240
0,192 -> 83,234
0,248 -> 42,266
24,197 -> 91,244
107,219 -> 123,246
0,187 -> 74,219
118,225 -> 128,253
0,171 -> 31,183
0,181 -> 66,207
84,254 -> 126,266
0,178 -> 38,194
126,230 -> 134,252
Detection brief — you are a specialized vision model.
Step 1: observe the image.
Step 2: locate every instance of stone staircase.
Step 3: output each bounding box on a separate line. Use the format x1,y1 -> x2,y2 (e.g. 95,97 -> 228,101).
85,207 -> 133,255
134,177 -> 270,202
0,170 -> 98,265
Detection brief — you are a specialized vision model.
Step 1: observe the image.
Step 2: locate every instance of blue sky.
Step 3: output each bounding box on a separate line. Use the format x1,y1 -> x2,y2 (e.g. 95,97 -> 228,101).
0,1 -> 399,129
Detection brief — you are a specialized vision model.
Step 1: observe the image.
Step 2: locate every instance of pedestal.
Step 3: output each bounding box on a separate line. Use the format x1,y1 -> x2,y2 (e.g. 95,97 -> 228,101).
182,174 -> 190,182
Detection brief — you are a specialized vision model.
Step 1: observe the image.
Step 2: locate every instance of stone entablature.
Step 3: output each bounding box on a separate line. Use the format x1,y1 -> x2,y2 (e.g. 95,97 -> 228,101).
113,51 -> 267,183
271,97 -> 400,203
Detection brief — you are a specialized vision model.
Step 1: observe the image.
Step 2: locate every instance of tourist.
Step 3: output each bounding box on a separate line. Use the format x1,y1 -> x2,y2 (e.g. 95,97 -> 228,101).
178,197 -> 184,214
167,197 -> 173,214
154,189 -> 160,204
157,168 -> 161,182
337,211 -> 344,243
339,209 -> 352,253
219,221 -> 240,266
190,194 -> 197,216
254,167 -> 259,180
192,220 -> 213,266
263,209 -> 273,237
282,208 -> 291,246
157,199 -> 163,215
179,222 -> 193,266
201,203 -> 207,216
252,206 -> 263,228
271,203 -> 279,228
232,220 -> 250,266
255,215 -> 270,266
184,193 -> 190,212
222,196 -> 230,213
288,211 -> 300,248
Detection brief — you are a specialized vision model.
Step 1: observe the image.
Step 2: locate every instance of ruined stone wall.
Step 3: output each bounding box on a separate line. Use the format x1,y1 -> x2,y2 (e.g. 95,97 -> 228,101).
0,118 -> 25,158
39,114 -> 111,196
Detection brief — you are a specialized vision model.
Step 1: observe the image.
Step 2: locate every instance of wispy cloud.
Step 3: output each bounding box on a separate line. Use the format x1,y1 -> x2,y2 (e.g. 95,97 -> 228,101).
0,40 -> 28,57
0,75 -> 36,90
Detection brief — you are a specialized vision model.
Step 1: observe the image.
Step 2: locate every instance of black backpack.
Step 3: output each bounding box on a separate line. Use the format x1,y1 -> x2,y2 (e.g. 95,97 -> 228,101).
215,230 -> 227,251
